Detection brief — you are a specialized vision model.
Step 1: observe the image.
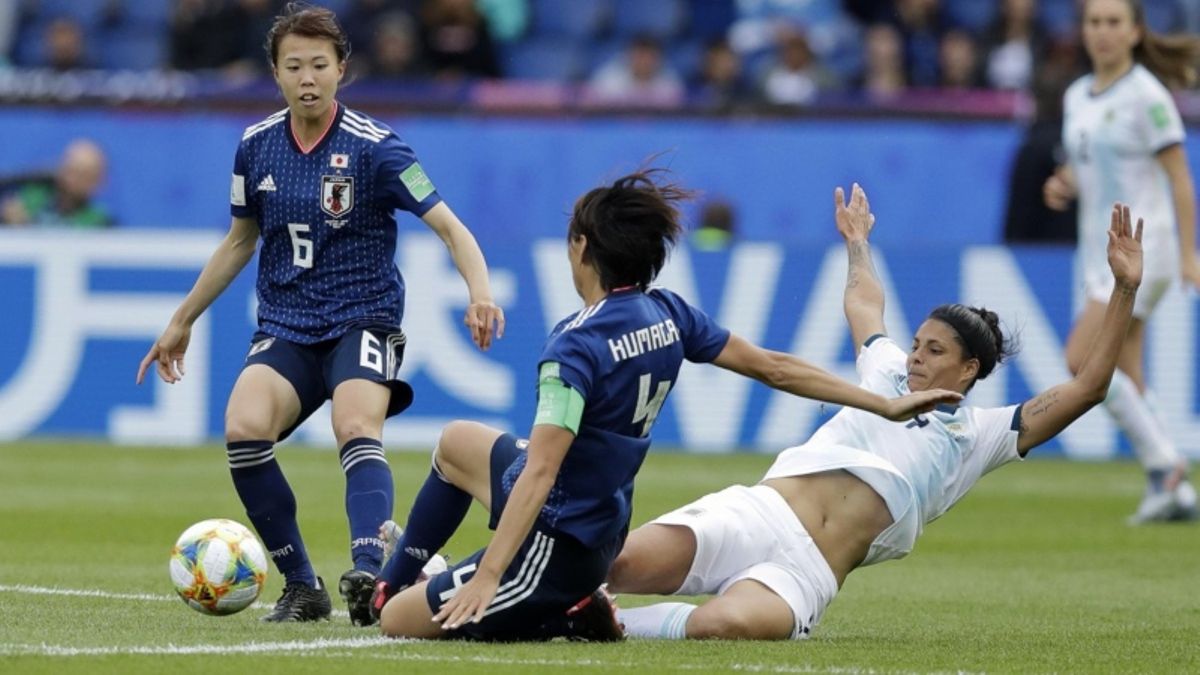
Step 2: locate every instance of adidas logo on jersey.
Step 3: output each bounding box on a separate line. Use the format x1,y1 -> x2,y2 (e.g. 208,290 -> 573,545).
257,175 -> 277,192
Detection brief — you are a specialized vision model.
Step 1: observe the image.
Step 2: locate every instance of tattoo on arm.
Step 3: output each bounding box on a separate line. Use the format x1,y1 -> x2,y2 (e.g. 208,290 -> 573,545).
846,241 -> 876,290
1025,390 -> 1061,421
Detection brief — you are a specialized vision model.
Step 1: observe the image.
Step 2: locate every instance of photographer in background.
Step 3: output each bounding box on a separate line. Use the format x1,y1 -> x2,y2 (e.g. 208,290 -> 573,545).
1,139 -> 113,229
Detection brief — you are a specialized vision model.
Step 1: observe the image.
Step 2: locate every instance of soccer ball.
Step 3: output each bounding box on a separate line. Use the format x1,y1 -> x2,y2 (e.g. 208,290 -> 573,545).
169,518 -> 268,616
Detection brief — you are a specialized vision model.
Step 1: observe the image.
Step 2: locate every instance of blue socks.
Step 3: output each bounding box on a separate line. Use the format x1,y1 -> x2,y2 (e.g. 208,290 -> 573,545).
226,440 -> 317,588
339,437 -> 393,575
378,460 -> 472,589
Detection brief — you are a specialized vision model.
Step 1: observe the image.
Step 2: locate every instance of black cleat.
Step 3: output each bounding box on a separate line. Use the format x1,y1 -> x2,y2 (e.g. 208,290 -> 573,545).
339,569 -> 378,627
561,587 -> 625,642
260,577 -> 332,623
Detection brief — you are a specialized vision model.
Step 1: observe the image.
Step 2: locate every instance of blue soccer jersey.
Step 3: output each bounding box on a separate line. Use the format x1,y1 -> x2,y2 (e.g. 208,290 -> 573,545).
230,103 -> 442,343
500,287 -> 731,548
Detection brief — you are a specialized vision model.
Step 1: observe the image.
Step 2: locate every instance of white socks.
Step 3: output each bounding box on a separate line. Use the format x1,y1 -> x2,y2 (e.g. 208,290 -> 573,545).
618,602 -> 696,639
1103,370 -> 1181,471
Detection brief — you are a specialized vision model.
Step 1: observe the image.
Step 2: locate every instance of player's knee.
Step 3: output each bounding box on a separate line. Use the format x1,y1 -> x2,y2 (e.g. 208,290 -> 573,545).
224,413 -> 275,443
688,604 -> 788,640
434,420 -> 480,472
332,414 -> 381,446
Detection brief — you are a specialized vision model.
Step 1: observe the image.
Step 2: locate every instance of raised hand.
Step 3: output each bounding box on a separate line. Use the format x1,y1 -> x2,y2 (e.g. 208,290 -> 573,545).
136,322 -> 192,385
834,183 -> 875,242
1106,203 -> 1143,290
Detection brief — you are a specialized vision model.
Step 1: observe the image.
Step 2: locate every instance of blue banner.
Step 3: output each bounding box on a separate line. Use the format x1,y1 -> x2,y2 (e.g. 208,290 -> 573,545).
2,230 -> 1198,459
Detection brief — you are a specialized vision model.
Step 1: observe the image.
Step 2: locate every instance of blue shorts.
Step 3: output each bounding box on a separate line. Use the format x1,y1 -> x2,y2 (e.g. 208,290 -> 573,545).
424,433 -> 623,642
243,326 -> 414,441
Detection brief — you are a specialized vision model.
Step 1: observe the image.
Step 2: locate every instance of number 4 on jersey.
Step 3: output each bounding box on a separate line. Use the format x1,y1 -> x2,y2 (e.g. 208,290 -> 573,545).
633,373 -> 671,437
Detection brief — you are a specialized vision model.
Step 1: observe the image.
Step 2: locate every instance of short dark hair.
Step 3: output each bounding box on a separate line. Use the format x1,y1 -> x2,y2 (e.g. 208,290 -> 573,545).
265,2 -> 350,67
568,169 -> 690,291
927,304 -> 1018,386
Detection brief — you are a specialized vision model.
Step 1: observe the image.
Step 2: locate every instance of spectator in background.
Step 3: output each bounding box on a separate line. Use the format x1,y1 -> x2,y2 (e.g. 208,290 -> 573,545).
169,0 -> 238,71
44,17 -> 87,71
225,0 -> 283,79
1,139 -> 112,228
692,38 -> 753,110
1003,62 -> 1077,244
892,0 -> 945,87
589,34 -> 684,106
0,0 -> 17,66
343,0 -> 416,53
418,0 -> 501,80
937,28 -> 982,89
760,25 -> 835,106
856,23 -> 907,98
982,0 -> 1048,91
352,10 -> 428,80
476,0 -> 528,44
691,199 -> 738,252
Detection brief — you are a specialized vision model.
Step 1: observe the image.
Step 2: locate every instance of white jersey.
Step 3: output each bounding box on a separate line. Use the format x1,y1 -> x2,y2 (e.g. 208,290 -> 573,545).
1063,64 -> 1185,284
763,335 -> 1022,566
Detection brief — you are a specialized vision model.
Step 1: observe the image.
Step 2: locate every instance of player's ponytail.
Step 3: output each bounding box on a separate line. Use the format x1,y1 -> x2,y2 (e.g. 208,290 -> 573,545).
1090,0 -> 1200,89
928,304 -> 1019,387
569,169 -> 690,291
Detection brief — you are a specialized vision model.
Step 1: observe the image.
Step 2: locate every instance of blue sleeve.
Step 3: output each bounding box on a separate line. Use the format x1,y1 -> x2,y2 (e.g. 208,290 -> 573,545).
652,288 -> 730,363
230,143 -> 253,219
539,328 -> 597,402
374,134 -> 443,216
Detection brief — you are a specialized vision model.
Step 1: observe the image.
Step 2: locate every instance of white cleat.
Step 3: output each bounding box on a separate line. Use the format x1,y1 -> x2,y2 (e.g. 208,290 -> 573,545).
377,519 -> 449,578
1170,480 -> 1197,522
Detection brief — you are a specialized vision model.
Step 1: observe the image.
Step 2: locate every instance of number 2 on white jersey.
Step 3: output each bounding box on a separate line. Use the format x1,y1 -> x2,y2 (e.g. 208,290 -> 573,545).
633,373 -> 671,437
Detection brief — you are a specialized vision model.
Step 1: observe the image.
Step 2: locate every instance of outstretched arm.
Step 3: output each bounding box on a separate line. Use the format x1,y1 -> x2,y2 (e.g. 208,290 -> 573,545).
835,184 -> 886,354
422,202 -> 506,350
136,216 -> 259,384
712,334 -> 960,422
1016,204 -> 1142,455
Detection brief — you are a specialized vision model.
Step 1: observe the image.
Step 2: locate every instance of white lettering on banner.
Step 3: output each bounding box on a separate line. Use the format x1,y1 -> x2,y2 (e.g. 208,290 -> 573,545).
658,245 -> 784,451
962,249 -> 1116,459
0,231 -> 215,443
756,247 -> 913,449
1147,286 -> 1200,453
394,234 -> 515,410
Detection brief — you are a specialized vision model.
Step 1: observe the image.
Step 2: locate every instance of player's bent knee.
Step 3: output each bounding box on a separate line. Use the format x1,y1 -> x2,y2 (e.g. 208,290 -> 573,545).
224,415 -> 277,443
332,415 -> 382,445
688,603 -> 792,641
436,420 -> 499,472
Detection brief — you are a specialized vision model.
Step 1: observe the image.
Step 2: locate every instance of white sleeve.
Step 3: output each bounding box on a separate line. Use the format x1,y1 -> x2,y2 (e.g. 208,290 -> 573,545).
855,334 -> 909,395
970,404 -> 1024,474
1140,86 -> 1185,153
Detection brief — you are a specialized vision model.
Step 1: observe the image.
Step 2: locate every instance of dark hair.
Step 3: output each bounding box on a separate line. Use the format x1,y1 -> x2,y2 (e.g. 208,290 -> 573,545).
265,2 -> 350,67
1084,0 -> 1200,89
568,169 -> 690,291
927,304 -> 1018,385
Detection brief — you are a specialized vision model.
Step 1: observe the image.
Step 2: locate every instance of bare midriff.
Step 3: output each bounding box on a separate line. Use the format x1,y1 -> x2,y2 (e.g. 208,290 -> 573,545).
761,470 -> 893,587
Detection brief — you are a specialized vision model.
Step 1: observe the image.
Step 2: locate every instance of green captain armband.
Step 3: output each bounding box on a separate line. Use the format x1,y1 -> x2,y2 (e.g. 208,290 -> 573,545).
534,362 -> 585,435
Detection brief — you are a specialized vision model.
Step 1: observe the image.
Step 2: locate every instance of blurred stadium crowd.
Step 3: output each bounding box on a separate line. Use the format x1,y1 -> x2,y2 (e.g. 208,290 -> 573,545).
1,0 -> 1197,109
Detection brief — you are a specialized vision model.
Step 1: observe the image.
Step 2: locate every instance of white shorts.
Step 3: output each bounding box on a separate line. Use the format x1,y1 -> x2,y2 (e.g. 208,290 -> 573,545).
1085,267 -> 1173,320
651,484 -> 838,640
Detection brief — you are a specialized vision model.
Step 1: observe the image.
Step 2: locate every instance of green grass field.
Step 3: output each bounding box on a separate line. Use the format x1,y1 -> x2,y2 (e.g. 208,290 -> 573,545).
1,441 -> 1197,674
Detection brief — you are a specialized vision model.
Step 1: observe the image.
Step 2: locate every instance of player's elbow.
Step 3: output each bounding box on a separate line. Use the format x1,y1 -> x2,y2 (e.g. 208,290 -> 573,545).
757,351 -> 791,390
1074,376 -> 1110,408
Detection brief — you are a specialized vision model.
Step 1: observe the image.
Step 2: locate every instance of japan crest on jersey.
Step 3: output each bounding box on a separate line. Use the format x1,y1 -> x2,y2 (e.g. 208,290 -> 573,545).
321,175 -> 354,219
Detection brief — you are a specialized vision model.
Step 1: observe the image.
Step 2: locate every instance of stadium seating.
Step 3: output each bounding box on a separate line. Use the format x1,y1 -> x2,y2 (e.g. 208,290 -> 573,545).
503,38 -> 585,82
612,0 -> 689,40
530,0 -> 611,39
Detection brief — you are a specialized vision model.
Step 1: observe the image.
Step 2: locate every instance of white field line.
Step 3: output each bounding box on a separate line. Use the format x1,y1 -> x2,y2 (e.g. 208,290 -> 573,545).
0,583 -> 349,617
0,636 -> 393,657
0,583 -> 984,675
